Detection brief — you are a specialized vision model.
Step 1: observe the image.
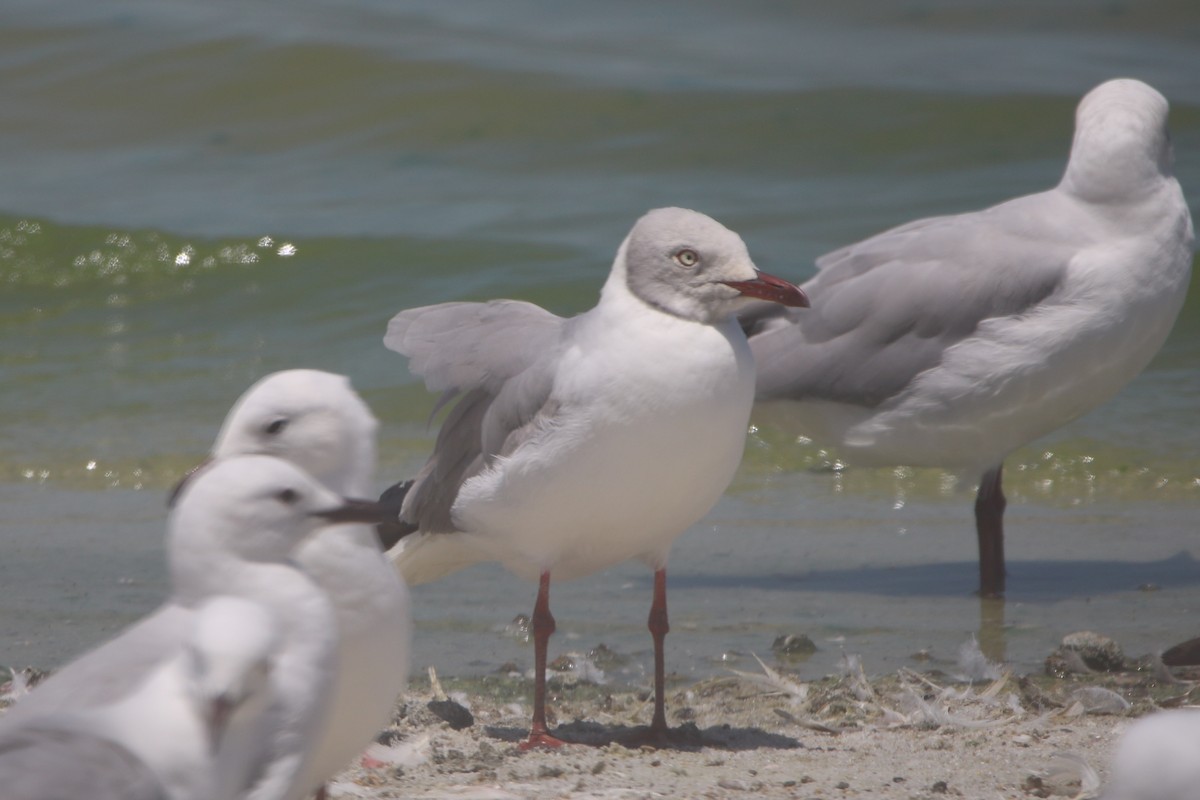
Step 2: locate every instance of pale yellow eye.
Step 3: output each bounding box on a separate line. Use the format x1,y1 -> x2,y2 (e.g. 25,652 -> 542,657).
673,248 -> 699,268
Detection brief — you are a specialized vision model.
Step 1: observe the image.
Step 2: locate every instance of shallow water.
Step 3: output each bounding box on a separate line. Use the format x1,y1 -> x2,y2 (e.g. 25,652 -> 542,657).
2,1 -> 1199,683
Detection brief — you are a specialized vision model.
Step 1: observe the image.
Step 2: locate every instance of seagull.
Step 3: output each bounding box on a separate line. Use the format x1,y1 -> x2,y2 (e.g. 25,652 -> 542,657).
742,78 -> 1194,597
1105,709 -> 1200,800
5,455 -> 391,800
207,370 -> 412,794
0,595 -> 279,800
380,206 -> 808,748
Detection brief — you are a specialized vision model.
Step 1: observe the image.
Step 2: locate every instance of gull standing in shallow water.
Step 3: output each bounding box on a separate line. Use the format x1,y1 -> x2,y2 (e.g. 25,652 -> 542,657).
0,595 -> 278,800
380,207 -> 808,748
207,370 -> 412,795
742,78 -> 1194,597
4,455 -> 392,800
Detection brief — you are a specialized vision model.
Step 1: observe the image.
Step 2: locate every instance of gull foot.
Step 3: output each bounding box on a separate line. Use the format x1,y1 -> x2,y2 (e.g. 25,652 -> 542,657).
519,730 -> 569,750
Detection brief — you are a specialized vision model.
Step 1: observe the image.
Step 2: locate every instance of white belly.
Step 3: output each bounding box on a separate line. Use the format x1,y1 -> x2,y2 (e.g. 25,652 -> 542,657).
295,527 -> 410,785
453,316 -> 755,582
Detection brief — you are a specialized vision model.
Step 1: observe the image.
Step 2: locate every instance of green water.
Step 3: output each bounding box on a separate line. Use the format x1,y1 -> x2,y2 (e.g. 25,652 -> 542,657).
2,0 -> 1199,681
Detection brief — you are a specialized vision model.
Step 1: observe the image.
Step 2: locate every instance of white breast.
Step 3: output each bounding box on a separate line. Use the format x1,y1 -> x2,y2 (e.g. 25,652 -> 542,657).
453,293 -> 756,582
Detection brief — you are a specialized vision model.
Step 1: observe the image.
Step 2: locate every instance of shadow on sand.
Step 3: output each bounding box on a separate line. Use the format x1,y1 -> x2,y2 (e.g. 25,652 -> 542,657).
483,721 -> 802,752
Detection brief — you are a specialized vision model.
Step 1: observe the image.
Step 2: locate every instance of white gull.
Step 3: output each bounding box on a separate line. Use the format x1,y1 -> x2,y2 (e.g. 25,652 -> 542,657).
0,595 -> 278,800
5,455 -> 390,800
208,370 -> 411,793
381,206 -> 807,747
1105,708 -> 1200,800
743,78 -> 1194,596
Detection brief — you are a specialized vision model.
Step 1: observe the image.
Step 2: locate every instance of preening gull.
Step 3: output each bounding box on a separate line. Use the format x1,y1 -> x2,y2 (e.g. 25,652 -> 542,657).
0,595 -> 279,800
381,207 -> 808,747
6,455 -> 391,800
743,78 -> 1194,596
208,369 -> 411,792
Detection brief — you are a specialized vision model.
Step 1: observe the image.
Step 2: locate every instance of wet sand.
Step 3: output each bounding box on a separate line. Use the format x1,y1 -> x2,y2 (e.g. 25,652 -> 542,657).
317,638 -> 1196,799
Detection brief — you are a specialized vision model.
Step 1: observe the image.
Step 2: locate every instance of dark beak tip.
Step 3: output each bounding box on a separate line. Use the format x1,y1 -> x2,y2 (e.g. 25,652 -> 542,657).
313,498 -> 397,526
723,271 -> 809,309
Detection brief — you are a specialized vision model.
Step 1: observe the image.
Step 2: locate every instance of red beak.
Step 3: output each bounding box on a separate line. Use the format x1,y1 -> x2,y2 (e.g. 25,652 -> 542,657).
721,270 -> 809,308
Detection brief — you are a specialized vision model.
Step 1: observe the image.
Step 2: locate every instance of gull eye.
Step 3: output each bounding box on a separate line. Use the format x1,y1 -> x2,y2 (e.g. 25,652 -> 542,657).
264,418 -> 288,436
673,248 -> 699,268
276,488 -> 300,505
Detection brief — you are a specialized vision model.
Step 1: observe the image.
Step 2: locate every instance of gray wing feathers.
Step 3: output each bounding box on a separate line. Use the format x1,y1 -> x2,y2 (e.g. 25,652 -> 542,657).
480,361 -> 558,461
402,389 -> 490,532
388,300 -> 564,533
4,605 -> 186,723
751,208 -> 1070,405
384,300 -> 563,393
0,725 -> 166,800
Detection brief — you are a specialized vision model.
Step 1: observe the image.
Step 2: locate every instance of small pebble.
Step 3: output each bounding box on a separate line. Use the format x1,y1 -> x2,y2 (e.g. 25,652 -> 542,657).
772,633 -> 818,657
1060,630 -> 1126,671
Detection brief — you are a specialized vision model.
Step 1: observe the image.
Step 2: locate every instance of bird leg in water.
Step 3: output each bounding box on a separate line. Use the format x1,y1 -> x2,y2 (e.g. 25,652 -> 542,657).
522,571 -> 566,750
648,567 -> 670,734
975,465 -> 1007,597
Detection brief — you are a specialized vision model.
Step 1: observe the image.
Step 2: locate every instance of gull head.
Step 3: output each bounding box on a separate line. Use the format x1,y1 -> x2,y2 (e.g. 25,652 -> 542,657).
183,595 -> 278,750
1062,78 -> 1174,202
169,454 -> 392,565
618,207 -> 808,324
211,370 -> 378,496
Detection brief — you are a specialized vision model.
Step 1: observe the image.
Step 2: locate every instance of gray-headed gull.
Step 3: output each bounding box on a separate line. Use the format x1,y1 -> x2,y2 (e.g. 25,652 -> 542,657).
0,595 -> 277,800
1105,708 -> 1200,800
207,370 -> 411,793
6,455 -> 392,800
743,78 -> 1194,597
380,207 -> 808,747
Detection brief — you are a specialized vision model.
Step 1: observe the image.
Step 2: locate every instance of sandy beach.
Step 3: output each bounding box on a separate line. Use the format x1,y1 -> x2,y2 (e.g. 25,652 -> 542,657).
309,633 -> 1196,800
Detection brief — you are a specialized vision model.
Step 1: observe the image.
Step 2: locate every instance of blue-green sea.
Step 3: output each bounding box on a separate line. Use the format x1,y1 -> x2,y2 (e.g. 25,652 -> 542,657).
2,0 -> 1199,686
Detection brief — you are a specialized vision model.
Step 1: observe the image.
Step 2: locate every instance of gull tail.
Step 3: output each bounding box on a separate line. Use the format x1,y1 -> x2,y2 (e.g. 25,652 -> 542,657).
388,533 -> 490,586
375,479 -> 418,551
377,478 -> 489,585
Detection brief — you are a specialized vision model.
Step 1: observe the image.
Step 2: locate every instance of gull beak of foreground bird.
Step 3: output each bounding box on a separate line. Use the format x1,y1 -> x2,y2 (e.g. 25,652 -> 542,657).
311,498 -> 397,525
722,270 -> 810,308
204,694 -> 238,753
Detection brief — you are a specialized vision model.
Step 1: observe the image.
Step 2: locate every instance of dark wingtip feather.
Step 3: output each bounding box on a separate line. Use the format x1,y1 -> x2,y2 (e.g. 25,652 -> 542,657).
375,478 -> 419,551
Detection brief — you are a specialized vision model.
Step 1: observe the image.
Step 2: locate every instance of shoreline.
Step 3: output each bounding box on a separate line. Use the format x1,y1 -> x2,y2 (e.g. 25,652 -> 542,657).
324,641 -> 1195,799
4,633 -> 1195,798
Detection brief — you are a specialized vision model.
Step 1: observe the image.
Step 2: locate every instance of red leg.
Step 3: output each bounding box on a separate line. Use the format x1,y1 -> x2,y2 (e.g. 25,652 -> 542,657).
521,571 -> 566,750
974,465 -> 1007,598
621,567 -> 677,748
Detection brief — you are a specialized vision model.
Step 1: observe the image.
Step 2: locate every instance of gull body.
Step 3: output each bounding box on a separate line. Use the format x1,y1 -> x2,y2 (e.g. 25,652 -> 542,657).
383,207 -> 808,745
0,595 -> 278,800
744,79 -> 1194,596
1104,709 -> 1200,800
4,456 -> 385,800
210,370 -> 411,791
